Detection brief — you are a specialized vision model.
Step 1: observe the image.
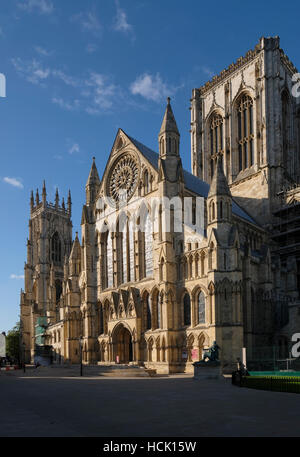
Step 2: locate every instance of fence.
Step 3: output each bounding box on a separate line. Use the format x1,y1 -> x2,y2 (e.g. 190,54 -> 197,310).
246,344 -> 300,372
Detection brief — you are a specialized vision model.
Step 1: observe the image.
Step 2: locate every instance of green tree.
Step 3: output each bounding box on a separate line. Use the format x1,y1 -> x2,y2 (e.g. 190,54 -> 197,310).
6,322 -> 21,362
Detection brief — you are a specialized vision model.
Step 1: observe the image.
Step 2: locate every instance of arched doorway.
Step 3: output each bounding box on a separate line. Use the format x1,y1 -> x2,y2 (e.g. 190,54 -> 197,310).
113,324 -> 133,364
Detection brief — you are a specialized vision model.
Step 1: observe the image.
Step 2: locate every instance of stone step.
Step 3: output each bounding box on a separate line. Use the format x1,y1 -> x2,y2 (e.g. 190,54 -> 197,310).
31,364 -> 157,377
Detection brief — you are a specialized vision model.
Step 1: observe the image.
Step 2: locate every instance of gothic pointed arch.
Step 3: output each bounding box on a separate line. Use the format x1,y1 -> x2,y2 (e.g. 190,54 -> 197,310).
183,292 -> 191,326
142,290 -> 152,331
100,222 -> 113,289
234,91 -> 254,172
207,110 -> 224,179
51,231 -> 62,263
117,211 -> 134,285
151,287 -> 159,330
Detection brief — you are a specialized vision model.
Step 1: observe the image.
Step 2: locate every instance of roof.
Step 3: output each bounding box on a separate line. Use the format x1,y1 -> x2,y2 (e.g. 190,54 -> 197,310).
128,134 -> 258,226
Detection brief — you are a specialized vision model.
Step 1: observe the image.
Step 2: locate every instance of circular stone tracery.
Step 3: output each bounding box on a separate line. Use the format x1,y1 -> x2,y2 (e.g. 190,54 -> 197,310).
108,153 -> 139,202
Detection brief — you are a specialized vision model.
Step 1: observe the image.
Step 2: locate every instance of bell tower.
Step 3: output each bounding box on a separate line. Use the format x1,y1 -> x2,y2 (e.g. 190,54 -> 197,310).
20,182 -> 73,362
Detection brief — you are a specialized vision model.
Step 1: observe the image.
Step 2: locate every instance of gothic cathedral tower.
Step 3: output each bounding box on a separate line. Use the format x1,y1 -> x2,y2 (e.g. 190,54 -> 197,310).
20,182 -> 72,362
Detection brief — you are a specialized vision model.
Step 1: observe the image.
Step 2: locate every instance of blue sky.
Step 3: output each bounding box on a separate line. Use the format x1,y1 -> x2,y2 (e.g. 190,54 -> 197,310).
1,0 -> 299,332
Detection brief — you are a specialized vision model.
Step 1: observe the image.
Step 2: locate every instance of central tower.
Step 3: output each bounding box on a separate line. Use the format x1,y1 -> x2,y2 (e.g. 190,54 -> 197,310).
20,183 -> 73,362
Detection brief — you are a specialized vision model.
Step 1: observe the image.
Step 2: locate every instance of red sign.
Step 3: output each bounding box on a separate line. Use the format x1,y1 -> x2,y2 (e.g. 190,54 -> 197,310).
192,349 -> 198,360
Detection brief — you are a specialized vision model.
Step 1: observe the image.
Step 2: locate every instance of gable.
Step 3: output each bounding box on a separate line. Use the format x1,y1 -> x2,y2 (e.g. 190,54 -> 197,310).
96,129 -> 259,227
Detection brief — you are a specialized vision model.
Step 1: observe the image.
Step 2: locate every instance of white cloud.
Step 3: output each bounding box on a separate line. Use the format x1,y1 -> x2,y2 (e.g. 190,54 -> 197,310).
11,57 -> 50,85
69,143 -> 80,154
11,57 -> 128,115
3,177 -> 24,189
113,1 -> 132,33
18,0 -> 54,15
10,274 -> 24,280
12,58 -> 80,89
130,73 -> 172,102
71,11 -> 102,36
85,72 -> 118,110
52,70 -> 79,87
52,97 -> 80,111
86,43 -> 97,54
34,46 -> 51,56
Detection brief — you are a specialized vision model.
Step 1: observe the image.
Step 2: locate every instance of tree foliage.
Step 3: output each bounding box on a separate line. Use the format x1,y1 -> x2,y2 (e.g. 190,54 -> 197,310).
6,322 -> 21,361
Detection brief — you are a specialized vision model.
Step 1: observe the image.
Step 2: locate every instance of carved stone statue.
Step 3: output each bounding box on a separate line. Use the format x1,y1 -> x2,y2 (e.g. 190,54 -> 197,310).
202,341 -> 221,362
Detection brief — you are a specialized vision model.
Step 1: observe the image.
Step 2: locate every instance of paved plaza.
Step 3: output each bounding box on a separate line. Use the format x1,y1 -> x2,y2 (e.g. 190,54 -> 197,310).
1,368 -> 300,437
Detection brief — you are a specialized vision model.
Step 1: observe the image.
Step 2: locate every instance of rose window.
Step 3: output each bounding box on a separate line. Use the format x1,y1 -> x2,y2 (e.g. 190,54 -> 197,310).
108,154 -> 139,202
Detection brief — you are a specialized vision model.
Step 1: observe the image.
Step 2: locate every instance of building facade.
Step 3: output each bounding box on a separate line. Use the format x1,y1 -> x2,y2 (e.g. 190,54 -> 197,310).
21,36 -> 300,373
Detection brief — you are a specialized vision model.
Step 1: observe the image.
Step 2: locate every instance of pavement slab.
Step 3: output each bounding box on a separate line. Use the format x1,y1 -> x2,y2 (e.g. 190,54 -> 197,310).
1,372 -> 300,437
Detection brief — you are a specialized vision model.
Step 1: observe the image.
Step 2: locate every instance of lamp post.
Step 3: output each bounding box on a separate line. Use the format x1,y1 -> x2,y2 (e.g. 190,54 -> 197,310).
22,342 -> 26,373
79,336 -> 83,377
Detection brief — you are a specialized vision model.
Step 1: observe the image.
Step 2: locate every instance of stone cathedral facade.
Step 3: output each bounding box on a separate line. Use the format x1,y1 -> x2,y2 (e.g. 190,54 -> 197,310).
20,36 -> 300,373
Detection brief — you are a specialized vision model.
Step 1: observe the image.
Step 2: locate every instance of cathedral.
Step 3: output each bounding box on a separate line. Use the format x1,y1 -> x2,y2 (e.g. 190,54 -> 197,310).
20,36 -> 300,373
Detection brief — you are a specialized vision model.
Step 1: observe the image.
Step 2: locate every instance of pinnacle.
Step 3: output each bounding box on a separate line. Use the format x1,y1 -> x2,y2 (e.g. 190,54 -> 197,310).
159,97 -> 179,136
208,155 -> 231,198
86,156 -> 100,187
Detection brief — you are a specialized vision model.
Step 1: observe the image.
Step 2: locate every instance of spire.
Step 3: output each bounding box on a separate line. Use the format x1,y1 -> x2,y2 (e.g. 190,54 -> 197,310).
62,197 -> 65,210
158,97 -> 180,158
30,190 -> 34,210
35,188 -> 39,205
86,157 -> 100,205
55,188 -> 59,208
68,189 -> 72,215
159,97 -> 179,136
208,156 -> 231,198
69,232 -> 81,276
42,180 -> 47,204
86,157 -> 100,187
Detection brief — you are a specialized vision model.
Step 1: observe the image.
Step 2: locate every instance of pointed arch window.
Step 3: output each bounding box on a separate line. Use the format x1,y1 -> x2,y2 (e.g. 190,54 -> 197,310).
104,231 -> 113,289
55,279 -> 62,303
121,218 -> 134,284
144,212 -> 154,277
144,170 -> 149,194
51,232 -> 62,263
209,113 -> 224,177
237,94 -> 254,171
200,252 -> 205,276
157,293 -> 163,328
211,201 -> 215,221
209,242 -> 214,270
183,293 -> 191,326
160,138 -> 164,155
144,293 -> 151,330
160,257 -> 165,281
198,291 -> 205,324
